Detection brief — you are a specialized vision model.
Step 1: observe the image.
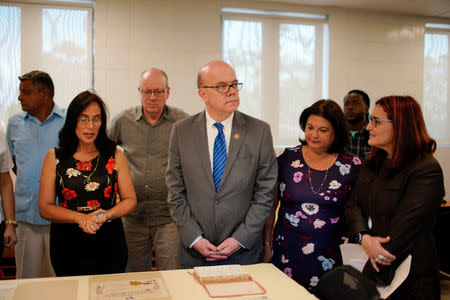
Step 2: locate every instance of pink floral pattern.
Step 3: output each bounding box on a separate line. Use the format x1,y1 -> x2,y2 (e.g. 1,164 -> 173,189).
290,159 -> 304,168
272,145 -> 360,293
293,171 -> 303,183
302,243 -> 315,255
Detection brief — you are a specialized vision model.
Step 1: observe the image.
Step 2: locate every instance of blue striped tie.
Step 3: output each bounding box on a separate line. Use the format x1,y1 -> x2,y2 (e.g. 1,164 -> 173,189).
213,122 -> 227,191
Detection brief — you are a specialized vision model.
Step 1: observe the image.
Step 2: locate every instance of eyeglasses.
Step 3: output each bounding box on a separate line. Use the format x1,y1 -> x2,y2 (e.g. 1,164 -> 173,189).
78,115 -> 101,126
140,88 -> 167,97
369,115 -> 392,128
202,82 -> 243,94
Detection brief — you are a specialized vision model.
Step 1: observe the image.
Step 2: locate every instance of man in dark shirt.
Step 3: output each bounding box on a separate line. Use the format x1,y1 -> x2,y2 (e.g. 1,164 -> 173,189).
343,89 -> 371,161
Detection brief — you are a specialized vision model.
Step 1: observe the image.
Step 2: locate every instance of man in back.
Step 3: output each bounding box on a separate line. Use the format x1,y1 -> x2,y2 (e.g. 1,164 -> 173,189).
343,89 -> 371,161
166,60 -> 277,268
7,71 -> 65,278
109,68 -> 188,271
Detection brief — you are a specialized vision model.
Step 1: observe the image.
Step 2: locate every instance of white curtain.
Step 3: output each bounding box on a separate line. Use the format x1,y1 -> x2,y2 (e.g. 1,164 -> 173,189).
222,10 -> 327,146
424,27 -> 450,143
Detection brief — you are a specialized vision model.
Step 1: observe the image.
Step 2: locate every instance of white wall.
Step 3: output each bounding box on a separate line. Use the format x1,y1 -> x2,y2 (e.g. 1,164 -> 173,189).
94,0 -> 450,194
435,146 -> 450,194
94,0 -> 221,117
328,10 -> 425,102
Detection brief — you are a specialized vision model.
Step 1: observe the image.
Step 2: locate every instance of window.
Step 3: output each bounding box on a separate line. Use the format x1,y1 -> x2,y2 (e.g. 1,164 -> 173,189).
222,8 -> 328,146
423,24 -> 450,144
0,5 -> 21,124
0,1 -> 93,124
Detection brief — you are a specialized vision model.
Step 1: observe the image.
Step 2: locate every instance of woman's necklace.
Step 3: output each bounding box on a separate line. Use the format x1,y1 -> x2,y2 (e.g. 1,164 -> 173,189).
304,148 -> 334,195
74,153 -> 100,184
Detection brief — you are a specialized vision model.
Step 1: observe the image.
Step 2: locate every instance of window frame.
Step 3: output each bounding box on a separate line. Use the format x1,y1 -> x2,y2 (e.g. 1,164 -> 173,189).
423,24 -> 450,145
221,8 -> 328,146
0,0 -> 94,123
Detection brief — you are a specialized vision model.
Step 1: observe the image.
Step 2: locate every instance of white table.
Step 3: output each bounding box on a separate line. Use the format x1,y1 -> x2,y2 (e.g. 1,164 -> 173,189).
0,263 -> 317,300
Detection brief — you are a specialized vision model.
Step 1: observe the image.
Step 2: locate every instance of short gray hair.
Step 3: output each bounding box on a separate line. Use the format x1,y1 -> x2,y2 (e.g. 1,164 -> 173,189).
139,68 -> 169,88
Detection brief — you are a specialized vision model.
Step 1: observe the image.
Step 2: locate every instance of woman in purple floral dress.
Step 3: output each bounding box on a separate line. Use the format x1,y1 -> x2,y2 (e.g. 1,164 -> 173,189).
263,100 -> 361,294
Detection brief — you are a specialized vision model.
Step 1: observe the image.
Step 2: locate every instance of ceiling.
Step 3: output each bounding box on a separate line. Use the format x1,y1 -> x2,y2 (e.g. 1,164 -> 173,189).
267,0 -> 450,18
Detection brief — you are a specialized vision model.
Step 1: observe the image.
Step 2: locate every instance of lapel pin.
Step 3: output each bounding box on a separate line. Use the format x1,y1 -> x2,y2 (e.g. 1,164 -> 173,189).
234,133 -> 240,140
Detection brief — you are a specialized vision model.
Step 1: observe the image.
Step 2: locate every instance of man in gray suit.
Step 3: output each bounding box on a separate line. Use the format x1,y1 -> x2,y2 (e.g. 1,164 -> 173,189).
166,60 -> 277,268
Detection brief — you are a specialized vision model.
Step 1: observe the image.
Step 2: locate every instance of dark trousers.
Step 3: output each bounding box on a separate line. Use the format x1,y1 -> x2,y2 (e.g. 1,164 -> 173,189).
0,221 -> 5,265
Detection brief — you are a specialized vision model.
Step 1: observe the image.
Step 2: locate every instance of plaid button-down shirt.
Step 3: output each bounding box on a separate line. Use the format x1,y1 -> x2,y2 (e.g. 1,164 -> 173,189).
347,122 -> 371,161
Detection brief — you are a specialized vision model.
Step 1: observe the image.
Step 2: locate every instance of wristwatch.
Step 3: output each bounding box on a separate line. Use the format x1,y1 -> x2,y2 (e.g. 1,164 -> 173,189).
356,231 -> 369,244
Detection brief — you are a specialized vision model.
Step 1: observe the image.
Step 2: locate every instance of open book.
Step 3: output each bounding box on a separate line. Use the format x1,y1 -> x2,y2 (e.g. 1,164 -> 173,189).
193,265 -> 266,298
340,243 -> 412,299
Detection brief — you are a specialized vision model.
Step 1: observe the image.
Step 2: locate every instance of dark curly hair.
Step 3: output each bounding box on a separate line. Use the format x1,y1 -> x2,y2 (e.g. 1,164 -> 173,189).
344,89 -> 370,120
299,99 -> 349,154
57,90 -> 116,159
344,89 -> 370,108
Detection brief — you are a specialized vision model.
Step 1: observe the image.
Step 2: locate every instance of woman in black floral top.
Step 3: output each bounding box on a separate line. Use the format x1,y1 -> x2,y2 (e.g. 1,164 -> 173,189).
38,90 -> 136,276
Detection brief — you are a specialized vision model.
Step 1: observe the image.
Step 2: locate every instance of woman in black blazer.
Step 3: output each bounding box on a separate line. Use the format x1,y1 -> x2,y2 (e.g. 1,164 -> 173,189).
345,95 -> 444,299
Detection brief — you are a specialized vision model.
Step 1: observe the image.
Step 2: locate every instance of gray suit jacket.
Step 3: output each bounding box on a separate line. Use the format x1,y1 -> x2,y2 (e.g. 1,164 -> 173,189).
166,110 -> 277,268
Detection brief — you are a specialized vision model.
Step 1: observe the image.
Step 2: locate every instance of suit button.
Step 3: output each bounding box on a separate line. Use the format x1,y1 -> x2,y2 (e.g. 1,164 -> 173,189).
215,200 -> 219,204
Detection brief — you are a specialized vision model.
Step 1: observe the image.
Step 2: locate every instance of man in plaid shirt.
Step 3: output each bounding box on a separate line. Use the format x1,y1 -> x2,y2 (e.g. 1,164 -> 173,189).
343,89 -> 371,161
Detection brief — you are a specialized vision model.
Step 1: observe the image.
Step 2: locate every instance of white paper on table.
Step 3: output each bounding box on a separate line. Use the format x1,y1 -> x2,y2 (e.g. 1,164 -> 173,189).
0,284 -> 17,300
91,278 -> 169,300
204,281 -> 265,297
339,243 -> 412,299
340,243 -> 368,272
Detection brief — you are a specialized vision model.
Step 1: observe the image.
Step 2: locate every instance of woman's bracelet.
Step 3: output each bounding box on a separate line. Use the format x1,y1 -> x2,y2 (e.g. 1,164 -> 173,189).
263,241 -> 270,246
5,220 -> 18,226
107,210 -> 115,222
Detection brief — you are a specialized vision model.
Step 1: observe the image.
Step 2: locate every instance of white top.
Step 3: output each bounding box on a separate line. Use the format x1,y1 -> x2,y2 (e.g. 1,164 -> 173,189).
0,121 -> 14,223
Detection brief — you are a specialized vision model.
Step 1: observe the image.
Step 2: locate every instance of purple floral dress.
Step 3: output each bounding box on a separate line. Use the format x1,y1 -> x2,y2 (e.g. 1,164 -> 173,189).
272,145 -> 361,293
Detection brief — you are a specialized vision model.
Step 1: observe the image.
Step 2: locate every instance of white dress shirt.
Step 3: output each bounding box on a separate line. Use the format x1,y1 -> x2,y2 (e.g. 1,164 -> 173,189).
205,111 -> 234,171
189,111 -> 237,248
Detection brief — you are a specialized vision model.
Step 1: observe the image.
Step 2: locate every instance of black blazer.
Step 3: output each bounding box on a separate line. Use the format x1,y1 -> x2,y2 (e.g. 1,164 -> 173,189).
345,153 -> 444,285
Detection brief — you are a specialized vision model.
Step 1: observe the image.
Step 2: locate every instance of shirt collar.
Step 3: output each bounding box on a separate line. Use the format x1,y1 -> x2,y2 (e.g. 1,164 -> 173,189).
355,120 -> 369,134
205,111 -> 234,130
134,108 -> 143,121
52,103 -> 65,118
24,102 -> 65,121
136,105 -> 170,123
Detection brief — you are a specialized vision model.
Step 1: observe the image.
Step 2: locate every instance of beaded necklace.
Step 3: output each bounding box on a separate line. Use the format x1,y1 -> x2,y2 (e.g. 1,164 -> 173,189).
303,148 -> 335,195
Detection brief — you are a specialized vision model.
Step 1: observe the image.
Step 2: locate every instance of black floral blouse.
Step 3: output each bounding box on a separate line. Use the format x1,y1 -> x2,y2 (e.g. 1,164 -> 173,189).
55,152 -> 118,212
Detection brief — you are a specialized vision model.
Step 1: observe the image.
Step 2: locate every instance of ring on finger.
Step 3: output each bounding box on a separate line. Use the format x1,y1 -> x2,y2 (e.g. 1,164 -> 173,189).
378,254 -> 384,260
